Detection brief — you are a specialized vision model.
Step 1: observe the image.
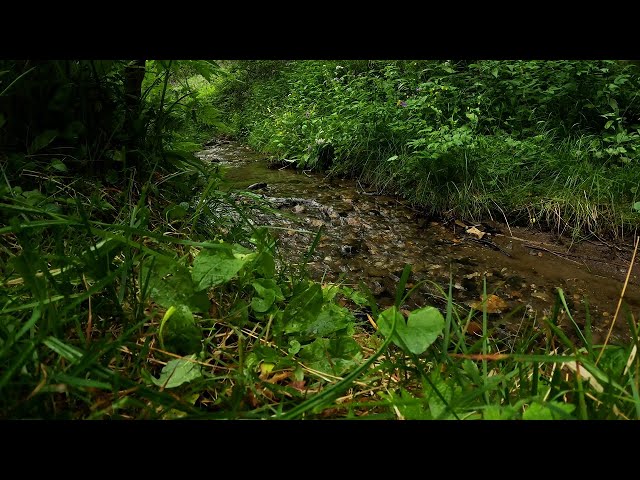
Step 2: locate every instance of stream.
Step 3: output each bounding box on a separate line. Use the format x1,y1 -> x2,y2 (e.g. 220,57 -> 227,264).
196,141 -> 640,345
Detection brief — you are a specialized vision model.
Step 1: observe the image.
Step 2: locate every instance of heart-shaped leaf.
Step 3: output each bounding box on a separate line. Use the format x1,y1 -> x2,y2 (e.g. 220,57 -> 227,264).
377,306 -> 445,355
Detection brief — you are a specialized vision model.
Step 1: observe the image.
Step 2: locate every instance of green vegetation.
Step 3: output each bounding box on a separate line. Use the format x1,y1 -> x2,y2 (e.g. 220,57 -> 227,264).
1,60 -> 639,419
211,60 -> 640,237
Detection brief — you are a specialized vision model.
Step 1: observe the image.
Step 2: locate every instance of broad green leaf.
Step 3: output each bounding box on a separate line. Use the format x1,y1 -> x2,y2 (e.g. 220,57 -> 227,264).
160,304 -> 202,355
251,278 -> 283,313
388,389 -> 431,420
322,283 -> 340,302
50,158 -> 67,172
281,283 -> 324,335
426,375 -> 458,419
633,201 -> 640,213
404,307 -> 445,354
377,306 -> 444,355
340,286 -> 369,306
299,303 -> 355,340
142,256 -> 209,313
523,401 -> 575,420
377,306 -> 404,341
151,354 -> 202,389
298,336 -> 362,375
522,402 -> 553,420
483,405 -> 518,420
165,204 -> 188,221
255,251 -> 275,278
252,285 -> 275,312
191,244 -> 256,290
28,129 -> 58,154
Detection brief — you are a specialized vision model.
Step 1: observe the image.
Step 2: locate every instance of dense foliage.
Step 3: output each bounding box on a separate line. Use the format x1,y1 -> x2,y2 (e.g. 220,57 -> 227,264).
1,60 -> 639,420
212,60 -> 640,236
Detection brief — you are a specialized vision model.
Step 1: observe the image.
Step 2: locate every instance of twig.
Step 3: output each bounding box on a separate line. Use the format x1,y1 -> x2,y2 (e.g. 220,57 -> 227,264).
523,244 -> 583,265
492,200 -> 513,237
524,243 -> 630,268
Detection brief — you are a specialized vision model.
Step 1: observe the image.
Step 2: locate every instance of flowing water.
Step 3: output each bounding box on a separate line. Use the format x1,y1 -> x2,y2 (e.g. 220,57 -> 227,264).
197,141 -> 640,345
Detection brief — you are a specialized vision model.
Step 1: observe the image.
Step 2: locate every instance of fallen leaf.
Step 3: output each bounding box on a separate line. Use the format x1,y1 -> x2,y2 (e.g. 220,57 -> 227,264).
267,371 -> 292,384
455,220 -> 468,228
472,294 -> 509,313
466,226 -> 486,239
293,205 -> 305,214
289,380 -> 307,392
466,321 -> 483,336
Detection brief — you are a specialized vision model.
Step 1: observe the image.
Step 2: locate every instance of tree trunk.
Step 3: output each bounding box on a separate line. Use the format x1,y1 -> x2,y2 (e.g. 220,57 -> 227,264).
123,59 -> 146,144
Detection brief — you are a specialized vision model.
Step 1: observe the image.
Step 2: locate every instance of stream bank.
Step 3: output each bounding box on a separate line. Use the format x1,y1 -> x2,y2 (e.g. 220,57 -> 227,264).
197,141 -> 640,345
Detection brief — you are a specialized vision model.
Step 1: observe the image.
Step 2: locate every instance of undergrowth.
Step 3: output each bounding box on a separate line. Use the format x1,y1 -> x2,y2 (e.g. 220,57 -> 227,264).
209,60 -> 640,239
2,59 -> 640,420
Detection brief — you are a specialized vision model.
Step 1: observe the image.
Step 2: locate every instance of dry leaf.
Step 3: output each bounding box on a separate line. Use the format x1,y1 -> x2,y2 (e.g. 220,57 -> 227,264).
466,321 -> 483,336
466,226 -> 486,239
455,220 -> 468,228
472,294 -> 509,313
289,380 -> 307,392
563,361 -> 603,392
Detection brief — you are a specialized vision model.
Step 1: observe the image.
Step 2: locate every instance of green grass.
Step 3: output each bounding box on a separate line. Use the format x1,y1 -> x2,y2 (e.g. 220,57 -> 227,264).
2,161 -> 639,419
3,59 -> 640,419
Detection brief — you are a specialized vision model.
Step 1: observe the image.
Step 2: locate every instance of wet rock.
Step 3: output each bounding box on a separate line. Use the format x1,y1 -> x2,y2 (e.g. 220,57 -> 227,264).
454,257 -> 478,267
340,244 -> 358,257
366,266 -> 388,277
505,275 -> 525,289
531,291 -> 549,302
461,278 -> 479,295
368,279 -> 386,296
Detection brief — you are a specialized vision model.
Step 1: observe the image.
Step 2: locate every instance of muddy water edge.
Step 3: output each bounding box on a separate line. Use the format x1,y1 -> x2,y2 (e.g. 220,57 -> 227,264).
196,141 -> 640,346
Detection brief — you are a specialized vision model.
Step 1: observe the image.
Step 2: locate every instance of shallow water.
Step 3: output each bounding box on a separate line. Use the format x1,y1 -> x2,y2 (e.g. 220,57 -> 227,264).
197,142 -> 640,345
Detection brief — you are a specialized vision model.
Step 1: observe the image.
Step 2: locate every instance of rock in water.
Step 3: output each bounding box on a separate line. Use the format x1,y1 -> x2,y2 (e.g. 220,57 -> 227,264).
247,182 -> 268,191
